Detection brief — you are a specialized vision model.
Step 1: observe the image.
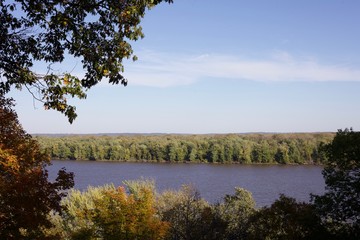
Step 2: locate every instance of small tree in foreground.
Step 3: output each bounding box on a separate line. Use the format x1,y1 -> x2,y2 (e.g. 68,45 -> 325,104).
312,128 -> 360,239
217,187 -> 256,239
156,185 -> 220,240
0,96 -> 74,239
55,181 -> 169,240
247,195 -> 330,240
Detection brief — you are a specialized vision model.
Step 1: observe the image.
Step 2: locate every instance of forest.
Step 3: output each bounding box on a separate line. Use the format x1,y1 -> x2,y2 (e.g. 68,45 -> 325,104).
36,133 -> 334,164
1,1 -> 359,238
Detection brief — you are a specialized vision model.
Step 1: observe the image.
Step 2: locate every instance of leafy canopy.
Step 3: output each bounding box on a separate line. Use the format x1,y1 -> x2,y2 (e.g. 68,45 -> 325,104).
0,0 -> 173,122
312,128 -> 360,238
0,96 -> 74,239
247,195 -> 329,240
54,181 -> 169,240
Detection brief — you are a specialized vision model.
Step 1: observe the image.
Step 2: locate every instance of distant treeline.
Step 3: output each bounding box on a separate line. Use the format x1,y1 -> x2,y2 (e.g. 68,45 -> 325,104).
36,133 -> 334,164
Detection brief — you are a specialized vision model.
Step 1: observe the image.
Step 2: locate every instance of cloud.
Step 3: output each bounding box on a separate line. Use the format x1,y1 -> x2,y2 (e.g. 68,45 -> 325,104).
123,50 -> 360,87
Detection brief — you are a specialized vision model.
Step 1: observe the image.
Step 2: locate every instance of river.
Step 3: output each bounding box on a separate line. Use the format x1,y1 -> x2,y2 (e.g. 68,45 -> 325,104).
48,160 -> 325,207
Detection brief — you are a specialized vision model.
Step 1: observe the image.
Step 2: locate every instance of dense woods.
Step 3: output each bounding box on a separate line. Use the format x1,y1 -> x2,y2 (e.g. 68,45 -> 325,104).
46,180 -> 327,240
37,133 -> 334,164
3,1 -> 359,239
37,129 -> 360,239
2,95 -> 359,239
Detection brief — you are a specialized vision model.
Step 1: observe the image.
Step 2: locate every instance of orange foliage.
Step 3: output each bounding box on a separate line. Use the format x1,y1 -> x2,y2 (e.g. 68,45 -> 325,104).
91,185 -> 169,240
0,96 -> 74,239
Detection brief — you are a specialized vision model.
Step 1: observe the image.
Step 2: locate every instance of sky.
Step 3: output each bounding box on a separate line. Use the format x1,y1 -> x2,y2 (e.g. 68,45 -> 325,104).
9,0 -> 360,134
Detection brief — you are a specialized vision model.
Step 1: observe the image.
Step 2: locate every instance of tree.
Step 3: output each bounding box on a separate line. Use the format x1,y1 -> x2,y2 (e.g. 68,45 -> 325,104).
1,0 -> 173,122
312,128 -> 360,239
0,96 -> 74,239
156,185 -> 225,240
247,195 -> 330,240
54,181 -> 169,240
217,187 -> 256,240
274,143 -> 290,164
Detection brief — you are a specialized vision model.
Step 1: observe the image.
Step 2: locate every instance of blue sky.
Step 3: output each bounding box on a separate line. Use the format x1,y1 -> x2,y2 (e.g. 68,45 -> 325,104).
10,0 -> 360,134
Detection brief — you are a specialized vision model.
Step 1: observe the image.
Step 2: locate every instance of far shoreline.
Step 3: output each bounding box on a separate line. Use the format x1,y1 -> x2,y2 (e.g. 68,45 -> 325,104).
50,158 -> 324,166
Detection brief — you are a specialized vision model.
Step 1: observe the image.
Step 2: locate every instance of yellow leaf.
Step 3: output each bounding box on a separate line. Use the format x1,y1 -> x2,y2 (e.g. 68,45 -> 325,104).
63,75 -> 69,85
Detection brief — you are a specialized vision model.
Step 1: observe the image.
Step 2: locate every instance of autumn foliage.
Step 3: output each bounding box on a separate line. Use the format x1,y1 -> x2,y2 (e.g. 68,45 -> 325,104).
0,96 -> 74,239
55,182 -> 169,239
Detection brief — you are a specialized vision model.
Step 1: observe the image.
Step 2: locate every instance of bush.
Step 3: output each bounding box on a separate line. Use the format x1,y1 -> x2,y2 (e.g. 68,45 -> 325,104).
53,181 -> 168,240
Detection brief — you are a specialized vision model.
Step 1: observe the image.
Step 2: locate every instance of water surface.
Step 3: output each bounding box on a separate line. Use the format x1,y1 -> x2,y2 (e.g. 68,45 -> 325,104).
48,160 -> 325,207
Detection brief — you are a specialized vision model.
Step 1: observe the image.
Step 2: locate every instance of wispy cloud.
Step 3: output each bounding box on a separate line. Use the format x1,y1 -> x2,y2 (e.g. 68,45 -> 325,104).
123,50 -> 360,87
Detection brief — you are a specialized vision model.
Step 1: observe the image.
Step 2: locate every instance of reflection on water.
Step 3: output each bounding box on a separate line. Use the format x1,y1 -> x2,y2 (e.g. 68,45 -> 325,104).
48,160 -> 325,207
